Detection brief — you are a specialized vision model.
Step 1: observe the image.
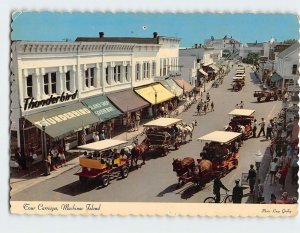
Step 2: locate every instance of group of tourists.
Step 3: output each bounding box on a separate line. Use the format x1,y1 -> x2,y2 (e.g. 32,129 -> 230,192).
47,144 -> 66,171
92,120 -> 115,141
196,92 -> 214,115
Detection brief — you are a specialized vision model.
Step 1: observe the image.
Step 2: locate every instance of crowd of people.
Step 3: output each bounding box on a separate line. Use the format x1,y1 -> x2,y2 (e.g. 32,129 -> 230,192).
196,92 -> 214,115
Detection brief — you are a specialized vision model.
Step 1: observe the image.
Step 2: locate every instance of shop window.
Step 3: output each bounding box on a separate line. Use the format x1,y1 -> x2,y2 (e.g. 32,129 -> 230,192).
136,64 -> 140,80
43,74 -> 49,95
26,75 -> 33,97
65,71 -> 70,91
152,62 -> 156,77
292,64 -> 298,75
51,72 -> 56,94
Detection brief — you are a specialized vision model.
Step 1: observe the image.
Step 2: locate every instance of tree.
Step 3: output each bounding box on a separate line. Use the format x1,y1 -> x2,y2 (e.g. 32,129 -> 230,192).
283,39 -> 297,45
244,52 -> 259,65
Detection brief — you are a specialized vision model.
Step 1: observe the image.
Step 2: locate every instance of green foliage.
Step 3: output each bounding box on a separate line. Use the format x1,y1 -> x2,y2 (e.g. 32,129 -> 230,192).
243,52 -> 259,65
283,39 -> 297,45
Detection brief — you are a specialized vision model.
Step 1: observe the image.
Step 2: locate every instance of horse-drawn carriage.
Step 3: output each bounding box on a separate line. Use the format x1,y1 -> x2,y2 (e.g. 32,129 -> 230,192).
75,139 -> 130,187
172,131 -> 242,188
253,90 -> 279,102
231,77 -> 245,91
226,109 -> 255,140
198,131 -> 242,176
143,118 -> 185,156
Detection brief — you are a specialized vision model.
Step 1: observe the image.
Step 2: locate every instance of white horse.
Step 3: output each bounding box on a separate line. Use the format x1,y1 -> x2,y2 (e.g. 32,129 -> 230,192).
176,120 -> 197,142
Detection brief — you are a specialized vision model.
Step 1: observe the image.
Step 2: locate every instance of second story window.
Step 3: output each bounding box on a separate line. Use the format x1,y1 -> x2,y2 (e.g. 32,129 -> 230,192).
292,64 -> 298,75
43,74 -> 49,95
65,71 -> 70,91
136,64 -> 140,81
117,66 -> 121,82
90,68 -> 95,86
125,65 -> 129,81
105,67 -> 109,84
85,68 -> 95,88
26,75 -> 33,98
51,72 -> 56,94
85,70 -> 89,87
152,62 -> 156,77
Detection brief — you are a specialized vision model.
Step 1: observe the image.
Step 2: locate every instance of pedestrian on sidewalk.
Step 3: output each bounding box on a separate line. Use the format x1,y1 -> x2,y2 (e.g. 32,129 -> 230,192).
278,163 -> 289,190
211,101 -> 214,111
291,155 -> 299,185
15,147 -> 27,170
134,111 -> 141,131
252,119 -> 257,138
266,120 -> 273,140
203,102 -> 207,115
247,164 -> 256,193
235,103 -> 239,109
232,179 -> 243,203
213,174 -> 229,203
100,129 -> 106,141
197,103 -> 201,115
269,158 -> 278,185
206,92 -> 210,102
257,118 -> 266,137
58,147 -> 66,166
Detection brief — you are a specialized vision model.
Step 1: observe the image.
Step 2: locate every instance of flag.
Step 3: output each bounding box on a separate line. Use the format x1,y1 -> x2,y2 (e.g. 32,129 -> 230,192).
81,128 -> 87,145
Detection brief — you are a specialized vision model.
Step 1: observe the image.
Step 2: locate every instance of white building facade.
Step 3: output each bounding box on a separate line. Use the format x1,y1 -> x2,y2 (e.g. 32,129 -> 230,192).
11,33 -> 180,152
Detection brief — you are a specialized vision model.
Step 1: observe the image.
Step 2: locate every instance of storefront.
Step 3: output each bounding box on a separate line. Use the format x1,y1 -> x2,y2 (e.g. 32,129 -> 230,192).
209,64 -> 220,80
159,79 -> 184,97
81,95 -> 122,138
23,102 -> 100,154
106,89 -> 150,128
197,69 -> 208,89
270,73 -> 283,89
134,83 -> 175,117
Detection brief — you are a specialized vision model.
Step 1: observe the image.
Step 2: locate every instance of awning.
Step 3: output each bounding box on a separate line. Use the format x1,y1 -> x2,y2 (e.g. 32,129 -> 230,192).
134,83 -> 175,105
81,95 -> 122,122
25,103 -> 99,138
199,69 -> 208,76
78,139 -> 128,151
173,79 -> 194,93
197,131 -> 242,144
143,117 -> 182,128
106,89 -> 149,113
271,73 -> 283,82
159,79 -> 184,97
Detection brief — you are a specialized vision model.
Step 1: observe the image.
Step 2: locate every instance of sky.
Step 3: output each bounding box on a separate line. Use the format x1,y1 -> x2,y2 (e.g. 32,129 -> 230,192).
11,12 -> 299,47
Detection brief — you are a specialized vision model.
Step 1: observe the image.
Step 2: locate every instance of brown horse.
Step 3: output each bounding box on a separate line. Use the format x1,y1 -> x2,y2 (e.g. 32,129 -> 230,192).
130,138 -> 149,168
172,157 -> 213,187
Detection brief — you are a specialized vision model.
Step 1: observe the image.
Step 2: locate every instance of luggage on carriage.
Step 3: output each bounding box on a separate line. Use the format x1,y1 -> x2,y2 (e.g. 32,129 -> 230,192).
74,139 -> 130,187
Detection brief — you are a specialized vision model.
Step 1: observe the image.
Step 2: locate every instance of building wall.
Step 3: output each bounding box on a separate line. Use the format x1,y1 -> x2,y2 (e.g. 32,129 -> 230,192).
11,38 -> 180,148
179,55 -> 197,86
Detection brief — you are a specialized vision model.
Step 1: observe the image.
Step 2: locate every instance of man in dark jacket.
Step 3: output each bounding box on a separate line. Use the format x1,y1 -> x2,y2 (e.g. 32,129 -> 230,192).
213,174 -> 229,203
247,164 -> 257,193
232,179 -> 243,203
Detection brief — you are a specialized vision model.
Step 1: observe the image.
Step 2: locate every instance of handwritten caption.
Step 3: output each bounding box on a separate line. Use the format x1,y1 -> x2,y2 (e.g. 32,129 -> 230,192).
261,208 -> 292,214
23,203 -> 101,212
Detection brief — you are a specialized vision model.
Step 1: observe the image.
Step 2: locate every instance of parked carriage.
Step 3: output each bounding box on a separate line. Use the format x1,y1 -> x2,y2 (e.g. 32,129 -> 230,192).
74,139 -> 130,187
226,109 -> 255,139
143,118 -> 183,156
253,90 -> 279,102
197,131 -> 242,177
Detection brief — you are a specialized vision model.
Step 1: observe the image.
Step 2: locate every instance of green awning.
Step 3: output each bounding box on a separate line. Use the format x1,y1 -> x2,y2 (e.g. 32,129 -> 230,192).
159,79 -> 184,97
25,103 -> 99,138
81,95 -> 122,122
271,73 -> 283,82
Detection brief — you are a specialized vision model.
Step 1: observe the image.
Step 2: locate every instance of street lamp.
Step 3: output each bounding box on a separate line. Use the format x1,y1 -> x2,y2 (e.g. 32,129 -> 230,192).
254,151 -> 263,203
41,117 -> 50,176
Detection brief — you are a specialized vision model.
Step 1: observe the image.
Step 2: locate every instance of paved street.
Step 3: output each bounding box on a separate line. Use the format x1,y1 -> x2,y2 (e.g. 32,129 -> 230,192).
11,64 -> 282,202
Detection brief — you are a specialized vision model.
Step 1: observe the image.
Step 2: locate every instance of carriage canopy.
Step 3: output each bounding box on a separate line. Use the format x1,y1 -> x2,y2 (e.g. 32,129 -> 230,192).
228,109 -> 255,117
197,131 -> 241,144
78,139 -> 128,151
232,76 -> 244,81
143,117 -> 182,128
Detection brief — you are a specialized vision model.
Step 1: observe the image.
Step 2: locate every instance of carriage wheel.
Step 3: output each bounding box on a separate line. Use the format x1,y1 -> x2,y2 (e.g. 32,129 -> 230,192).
204,197 -> 216,203
225,195 -> 233,203
121,166 -> 129,178
257,97 -> 261,102
100,174 -> 110,187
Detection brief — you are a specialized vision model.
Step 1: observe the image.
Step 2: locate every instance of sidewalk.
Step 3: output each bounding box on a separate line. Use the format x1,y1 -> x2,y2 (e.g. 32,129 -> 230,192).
10,78 -> 217,197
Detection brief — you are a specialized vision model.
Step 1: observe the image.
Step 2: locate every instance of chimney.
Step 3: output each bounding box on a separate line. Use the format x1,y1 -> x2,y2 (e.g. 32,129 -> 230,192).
194,44 -> 198,48
199,44 -> 202,48
153,32 -> 158,38
99,32 -> 104,38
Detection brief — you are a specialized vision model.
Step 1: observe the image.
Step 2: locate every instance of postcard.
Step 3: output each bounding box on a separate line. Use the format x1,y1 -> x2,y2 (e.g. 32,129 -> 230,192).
9,12 -> 299,216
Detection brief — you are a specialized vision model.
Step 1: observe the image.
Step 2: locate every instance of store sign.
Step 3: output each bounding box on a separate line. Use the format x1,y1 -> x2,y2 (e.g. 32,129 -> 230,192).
24,90 -> 78,110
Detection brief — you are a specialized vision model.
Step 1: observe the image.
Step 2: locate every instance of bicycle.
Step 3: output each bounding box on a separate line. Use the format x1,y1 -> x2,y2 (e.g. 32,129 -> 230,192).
204,191 -> 232,203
